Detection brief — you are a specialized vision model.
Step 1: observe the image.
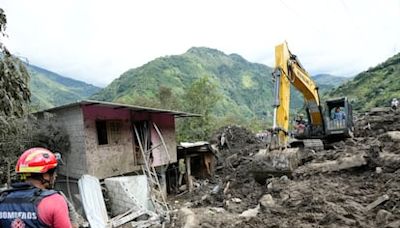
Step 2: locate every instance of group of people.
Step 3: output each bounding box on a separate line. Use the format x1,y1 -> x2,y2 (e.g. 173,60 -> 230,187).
0,148 -> 76,228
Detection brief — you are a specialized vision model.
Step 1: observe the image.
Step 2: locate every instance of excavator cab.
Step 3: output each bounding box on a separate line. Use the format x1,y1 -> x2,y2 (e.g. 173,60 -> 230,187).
324,97 -> 354,138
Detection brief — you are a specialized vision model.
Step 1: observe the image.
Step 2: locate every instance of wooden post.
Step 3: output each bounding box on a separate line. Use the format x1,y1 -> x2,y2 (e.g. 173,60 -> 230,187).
7,159 -> 11,188
185,156 -> 193,192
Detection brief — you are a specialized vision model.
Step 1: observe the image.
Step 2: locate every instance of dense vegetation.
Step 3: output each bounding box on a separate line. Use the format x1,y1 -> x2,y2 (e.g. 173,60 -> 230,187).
28,64 -> 101,109
92,48 -> 273,116
92,47 -> 296,132
327,53 -> 400,111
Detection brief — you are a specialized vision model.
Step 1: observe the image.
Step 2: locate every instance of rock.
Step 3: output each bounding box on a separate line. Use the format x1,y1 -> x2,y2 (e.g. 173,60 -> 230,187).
376,167 -> 382,174
387,220 -> 400,228
211,185 -> 221,194
259,194 -> 275,208
280,192 -> 290,202
280,175 -> 289,182
231,198 -> 242,203
183,202 -> 194,208
345,139 -> 357,146
267,182 -> 273,191
239,205 -> 260,218
378,152 -> 400,172
179,184 -> 187,191
180,207 -> 199,228
209,207 -> 226,213
294,152 -> 367,175
376,209 -> 392,225
385,131 -> 400,142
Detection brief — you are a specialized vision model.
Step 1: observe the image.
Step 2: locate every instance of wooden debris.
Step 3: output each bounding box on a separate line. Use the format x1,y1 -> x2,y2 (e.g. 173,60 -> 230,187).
223,181 -> 230,195
386,220 -> 400,228
365,194 -> 389,211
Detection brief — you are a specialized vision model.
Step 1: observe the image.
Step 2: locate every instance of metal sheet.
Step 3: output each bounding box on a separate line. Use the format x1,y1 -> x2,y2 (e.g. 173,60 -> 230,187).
78,175 -> 109,228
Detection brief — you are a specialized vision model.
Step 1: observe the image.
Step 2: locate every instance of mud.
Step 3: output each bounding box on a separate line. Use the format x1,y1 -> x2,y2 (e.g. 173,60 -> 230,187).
170,109 -> 400,228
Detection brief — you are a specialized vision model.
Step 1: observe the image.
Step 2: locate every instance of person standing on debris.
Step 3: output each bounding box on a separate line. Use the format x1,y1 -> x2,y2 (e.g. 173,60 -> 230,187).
0,148 -> 72,228
178,158 -> 186,187
220,132 -> 226,148
391,98 -> 399,110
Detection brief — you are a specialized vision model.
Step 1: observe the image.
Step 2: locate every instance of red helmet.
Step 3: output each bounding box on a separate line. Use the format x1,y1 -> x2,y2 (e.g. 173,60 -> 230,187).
16,147 -> 58,174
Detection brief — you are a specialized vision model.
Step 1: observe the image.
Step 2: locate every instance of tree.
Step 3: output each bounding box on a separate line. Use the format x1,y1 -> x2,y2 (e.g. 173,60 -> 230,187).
177,76 -> 220,141
0,8 -> 31,121
0,9 -> 33,184
158,86 -> 180,110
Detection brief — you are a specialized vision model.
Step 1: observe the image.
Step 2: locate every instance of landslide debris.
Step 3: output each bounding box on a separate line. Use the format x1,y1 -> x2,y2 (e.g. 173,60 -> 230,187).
170,109 -> 400,228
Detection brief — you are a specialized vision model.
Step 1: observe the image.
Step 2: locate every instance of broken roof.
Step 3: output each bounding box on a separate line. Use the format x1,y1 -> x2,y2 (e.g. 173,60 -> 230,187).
35,99 -> 201,118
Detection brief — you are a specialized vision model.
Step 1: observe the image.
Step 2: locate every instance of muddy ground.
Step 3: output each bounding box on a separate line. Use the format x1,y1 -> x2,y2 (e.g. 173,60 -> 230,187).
169,108 -> 400,228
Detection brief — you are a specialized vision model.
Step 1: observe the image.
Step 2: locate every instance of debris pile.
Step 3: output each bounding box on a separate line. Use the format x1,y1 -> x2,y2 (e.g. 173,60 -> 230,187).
171,110 -> 400,228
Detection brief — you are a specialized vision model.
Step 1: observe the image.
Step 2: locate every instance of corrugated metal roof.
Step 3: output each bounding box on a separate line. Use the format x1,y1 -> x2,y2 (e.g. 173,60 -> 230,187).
35,99 -> 201,118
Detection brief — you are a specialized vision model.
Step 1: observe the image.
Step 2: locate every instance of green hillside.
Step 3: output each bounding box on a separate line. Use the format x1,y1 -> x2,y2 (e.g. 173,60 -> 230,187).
313,74 -> 349,92
92,47 -> 349,125
327,53 -> 400,111
28,64 -> 101,109
92,47 -> 286,120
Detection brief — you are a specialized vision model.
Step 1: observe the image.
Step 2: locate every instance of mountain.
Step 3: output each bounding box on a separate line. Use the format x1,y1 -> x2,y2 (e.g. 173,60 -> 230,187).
27,64 -> 101,109
92,47 -> 305,120
326,53 -> 400,111
313,74 -> 349,92
93,48 -> 363,125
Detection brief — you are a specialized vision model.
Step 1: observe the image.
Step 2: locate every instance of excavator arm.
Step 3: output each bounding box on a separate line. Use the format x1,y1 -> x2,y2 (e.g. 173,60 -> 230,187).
251,42 -> 351,183
271,42 -> 324,147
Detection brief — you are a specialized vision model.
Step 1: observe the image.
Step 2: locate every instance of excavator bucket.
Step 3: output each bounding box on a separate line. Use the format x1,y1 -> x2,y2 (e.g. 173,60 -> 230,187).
251,147 -> 300,184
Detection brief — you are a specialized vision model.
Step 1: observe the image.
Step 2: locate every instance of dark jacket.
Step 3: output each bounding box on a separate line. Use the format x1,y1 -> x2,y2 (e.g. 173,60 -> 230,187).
0,182 -> 57,228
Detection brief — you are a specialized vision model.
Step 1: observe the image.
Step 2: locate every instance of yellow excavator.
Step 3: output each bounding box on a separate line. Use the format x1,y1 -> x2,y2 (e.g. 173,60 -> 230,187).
252,42 -> 354,182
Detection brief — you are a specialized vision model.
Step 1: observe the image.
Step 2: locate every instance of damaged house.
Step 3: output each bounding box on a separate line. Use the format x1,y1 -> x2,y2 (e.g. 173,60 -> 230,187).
35,100 -> 198,226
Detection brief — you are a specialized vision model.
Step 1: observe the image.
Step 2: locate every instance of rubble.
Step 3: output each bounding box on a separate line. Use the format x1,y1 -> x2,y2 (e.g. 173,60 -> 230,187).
170,110 -> 400,227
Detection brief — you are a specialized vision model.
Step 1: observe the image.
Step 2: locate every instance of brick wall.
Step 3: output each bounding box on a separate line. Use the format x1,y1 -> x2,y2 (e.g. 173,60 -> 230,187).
104,176 -> 151,216
50,106 -> 87,179
82,106 -> 139,179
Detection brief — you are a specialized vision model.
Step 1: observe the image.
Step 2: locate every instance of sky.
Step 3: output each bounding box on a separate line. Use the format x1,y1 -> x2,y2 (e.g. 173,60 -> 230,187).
1,0 -> 400,87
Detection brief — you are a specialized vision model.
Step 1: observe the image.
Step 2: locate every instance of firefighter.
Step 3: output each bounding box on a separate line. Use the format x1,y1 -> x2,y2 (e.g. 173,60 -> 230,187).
0,147 -> 72,228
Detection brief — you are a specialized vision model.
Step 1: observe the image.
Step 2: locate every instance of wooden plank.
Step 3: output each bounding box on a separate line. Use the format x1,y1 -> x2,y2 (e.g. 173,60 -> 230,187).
365,194 -> 389,211
186,156 -> 193,192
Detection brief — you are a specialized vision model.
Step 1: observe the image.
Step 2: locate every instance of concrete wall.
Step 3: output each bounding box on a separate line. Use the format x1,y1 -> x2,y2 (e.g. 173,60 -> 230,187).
82,106 -> 138,179
50,106 -> 87,179
104,175 -> 150,216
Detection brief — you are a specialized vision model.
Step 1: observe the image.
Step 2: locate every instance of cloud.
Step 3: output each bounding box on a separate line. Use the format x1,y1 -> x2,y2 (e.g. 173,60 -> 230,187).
2,0 -> 400,86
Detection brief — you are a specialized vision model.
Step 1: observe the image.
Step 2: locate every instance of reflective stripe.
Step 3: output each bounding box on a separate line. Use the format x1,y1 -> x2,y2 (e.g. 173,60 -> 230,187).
25,149 -> 47,162
18,166 -> 44,173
